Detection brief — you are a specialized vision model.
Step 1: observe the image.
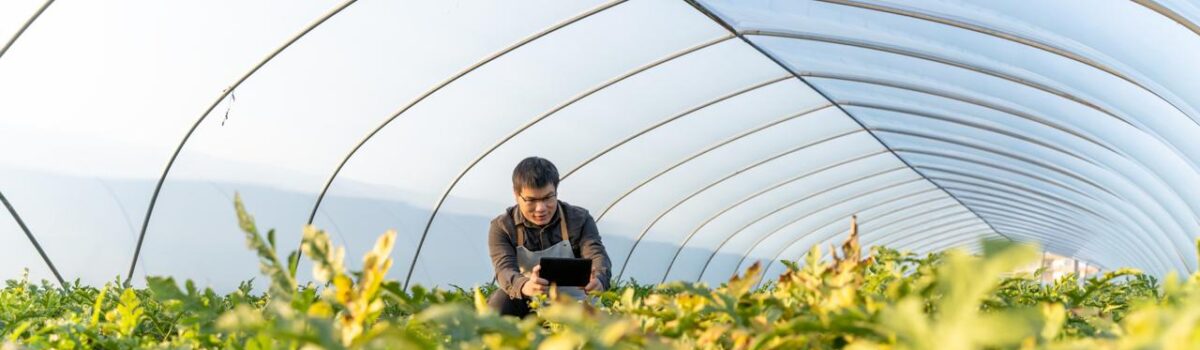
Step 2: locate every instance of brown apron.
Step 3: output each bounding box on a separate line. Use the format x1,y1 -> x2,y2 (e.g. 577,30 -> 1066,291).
516,205 -> 588,300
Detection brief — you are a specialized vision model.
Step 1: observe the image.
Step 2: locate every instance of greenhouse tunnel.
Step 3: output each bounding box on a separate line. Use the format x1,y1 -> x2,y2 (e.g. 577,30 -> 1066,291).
2,0 -> 1199,291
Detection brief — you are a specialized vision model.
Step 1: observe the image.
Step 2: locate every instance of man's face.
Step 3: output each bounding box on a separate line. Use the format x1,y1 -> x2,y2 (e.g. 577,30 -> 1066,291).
515,184 -> 557,226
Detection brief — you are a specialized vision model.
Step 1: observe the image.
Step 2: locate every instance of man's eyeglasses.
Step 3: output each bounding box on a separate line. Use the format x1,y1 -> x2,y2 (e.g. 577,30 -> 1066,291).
518,192 -> 557,206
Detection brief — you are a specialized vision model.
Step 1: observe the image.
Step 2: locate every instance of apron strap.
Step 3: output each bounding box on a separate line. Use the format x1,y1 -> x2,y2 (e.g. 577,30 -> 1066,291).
559,202 -> 570,242
516,224 -> 525,247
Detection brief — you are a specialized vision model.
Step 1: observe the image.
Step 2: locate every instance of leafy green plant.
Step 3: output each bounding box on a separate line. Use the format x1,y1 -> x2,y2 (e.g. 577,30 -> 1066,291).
2,197 -> 1197,349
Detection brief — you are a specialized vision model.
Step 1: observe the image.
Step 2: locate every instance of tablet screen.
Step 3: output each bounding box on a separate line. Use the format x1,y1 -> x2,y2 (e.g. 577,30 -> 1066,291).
538,257 -> 591,287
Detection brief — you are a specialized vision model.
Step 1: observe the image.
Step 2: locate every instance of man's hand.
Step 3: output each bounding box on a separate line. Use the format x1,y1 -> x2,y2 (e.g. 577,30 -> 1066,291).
521,265 -> 549,297
584,271 -> 605,293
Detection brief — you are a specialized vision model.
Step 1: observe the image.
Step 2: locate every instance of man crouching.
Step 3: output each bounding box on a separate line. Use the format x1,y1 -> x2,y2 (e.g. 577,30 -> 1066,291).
486,156 -> 612,317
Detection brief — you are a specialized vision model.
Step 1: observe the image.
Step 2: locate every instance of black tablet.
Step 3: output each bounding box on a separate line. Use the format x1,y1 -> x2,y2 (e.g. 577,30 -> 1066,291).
538,257 -> 591,287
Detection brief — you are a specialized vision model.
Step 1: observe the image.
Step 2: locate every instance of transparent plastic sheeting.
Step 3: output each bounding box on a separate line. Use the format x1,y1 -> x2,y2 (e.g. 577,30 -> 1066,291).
0,195 -> 56,283
8,0 -> 1192,289
1,0 -> 346,286
699,0 -> 1200,276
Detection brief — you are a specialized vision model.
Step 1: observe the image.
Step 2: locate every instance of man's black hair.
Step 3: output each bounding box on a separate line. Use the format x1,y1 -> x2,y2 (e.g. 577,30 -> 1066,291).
512,156 -> 560,192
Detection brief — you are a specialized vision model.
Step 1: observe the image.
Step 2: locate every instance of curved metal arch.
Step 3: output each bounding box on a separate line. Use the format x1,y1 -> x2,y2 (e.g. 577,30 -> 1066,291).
276,1 -> 626,290
804,202 -> 968,259
801,72 -> 1122,155
399,36 -> 754,288
976,212 -> 1100,247
927,174 -> 1134,242
853,201 -> 962,239
912,223 -> 1105,259
1132,0 -> 1200,37
486,78 -> 819,286
894,148 -> 1106,202
880,131 -> 1184,270
307,0 -> 629,230
936,224 -> 1117,269
657,145 -> 888,282
804,73 -> 1198,224
605,128 -> 876,280
929,169 -> 1157,246
722,173 -> 925,281
125,0 -> 359,285
942,185 -> 1125,243
848,103 -> 1140,199
907,227 -> 994,250
910,222 -> 1064,254
902,151 -> 1180,252
908,228 -> 1093,268
739,183 -> 945,287
0,190 -> 65,286
0,1 -> 70,286
920,164 -> 1176,255
945,191 -> 1152,268
670,190 -> 954,283
954,196 -> 1116,245
858,114 -> 1197,250
897,148 -> 1160,251
818,197 -> 961,250
559,75 -> 792,180
763,216 -> 988,289
849,107 -> 1118,202
852,197 -> 961,232
595,103 -> 835,221
953,193 -> 1102,234
982,218 -> 1140,270
802,72 -> 1195,223
744,30 -> 1137,126
856,223 -> 998,275
983,219 -> 1097,250
859,210 -> 979,260
864,211 -> 981,251
691,164 -> 913,282
764,220 -> 1001,289
816,0 -> 1200,126
889,144 -> 1169,242
804,197 -> 962,247
872,127 -> 1189,245
601,105 -> 850,280
611,141 -> 886,281
955,206 -> 1098,247
908,229 -> 997,254
801,228 -> 1009,290
752,186 -> 957,277
742,29 -> 1200,174
306,0 -> 627,231
956,193 -> 1109,235
416,74 -> 794,287
0,0 -> 53,60
685,0 -> 1009,251
921,230 -> 998,249
945,226 -> 1113,268
966,207 -> 1111,252
933,180 -> 1176,272
319,35 -> 737,236
902,149 -> 1123,220
795,203 -> 971,265
912,222 -> 1084,258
